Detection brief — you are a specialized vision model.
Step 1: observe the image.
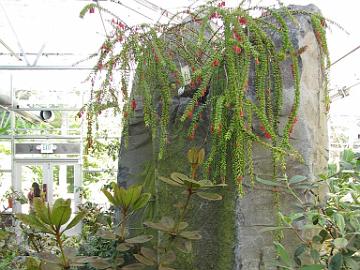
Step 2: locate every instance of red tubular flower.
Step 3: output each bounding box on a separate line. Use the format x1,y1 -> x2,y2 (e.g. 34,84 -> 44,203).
187,110 -> 193,119
255,58 -> 260,65
154,55 -> 159,63
201,88 -> 207,97
233,31 -> 242,42
131,99 -> 137,111
239,109 -> 244,117
264,132 -> 272,139
118,22 -> 125,30
238,16 -> 247,25
233,45 -> 242,54
290,116 -> 298,134
89,7 -> 95,13
212,59 -> 220,67
210,12 -> 220,19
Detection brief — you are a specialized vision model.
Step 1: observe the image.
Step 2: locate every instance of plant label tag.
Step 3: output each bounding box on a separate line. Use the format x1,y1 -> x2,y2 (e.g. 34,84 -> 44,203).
181,65 -> 191,85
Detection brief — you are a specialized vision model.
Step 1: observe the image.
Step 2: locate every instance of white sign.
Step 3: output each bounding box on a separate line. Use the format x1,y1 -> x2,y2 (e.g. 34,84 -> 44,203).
181,65 -> 191,85
36,144 -> 57,154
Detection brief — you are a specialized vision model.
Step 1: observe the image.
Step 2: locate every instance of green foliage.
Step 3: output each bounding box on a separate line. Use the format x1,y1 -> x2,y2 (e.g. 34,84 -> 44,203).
260,150 -> 360,269
81,2 -> 331,194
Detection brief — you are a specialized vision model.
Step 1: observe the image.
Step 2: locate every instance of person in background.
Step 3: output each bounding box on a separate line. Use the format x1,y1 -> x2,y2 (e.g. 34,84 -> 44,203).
41,184 -> 47,202
27,182 -> 41,212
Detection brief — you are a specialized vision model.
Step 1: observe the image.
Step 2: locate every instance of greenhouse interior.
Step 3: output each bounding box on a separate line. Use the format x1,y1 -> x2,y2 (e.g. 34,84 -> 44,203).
0,0 -> 359,269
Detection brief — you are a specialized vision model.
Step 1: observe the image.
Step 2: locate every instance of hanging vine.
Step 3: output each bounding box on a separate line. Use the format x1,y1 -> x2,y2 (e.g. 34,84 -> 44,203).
79,1 -> 330,194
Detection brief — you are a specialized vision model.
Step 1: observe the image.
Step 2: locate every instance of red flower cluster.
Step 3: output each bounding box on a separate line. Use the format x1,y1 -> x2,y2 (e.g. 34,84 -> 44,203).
238,16 -> 247,25
210,12 -> 220,19
260,125 -> 271,139
233,45 -> 242,54
212,59 -> 220,67
233,31 -> 242,42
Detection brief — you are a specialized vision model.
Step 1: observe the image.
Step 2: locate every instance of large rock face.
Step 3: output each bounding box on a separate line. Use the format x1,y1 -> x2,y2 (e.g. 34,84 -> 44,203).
117,4 -> 328,269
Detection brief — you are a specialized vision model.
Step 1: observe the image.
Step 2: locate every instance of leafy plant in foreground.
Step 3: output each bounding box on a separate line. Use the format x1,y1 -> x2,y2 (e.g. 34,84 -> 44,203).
259,149 -> 360,269
16,198 -> 89,269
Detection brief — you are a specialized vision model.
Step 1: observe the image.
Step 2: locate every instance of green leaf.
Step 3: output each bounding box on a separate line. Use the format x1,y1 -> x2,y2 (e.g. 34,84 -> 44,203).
129,185 -> 143,207
143,221 -> 171,232
289,175 -> 308,185
102,189 -> 117,206
294,244 -> 307,258
333,238 -> 348,249
170,172 -> 187,184
116,243 -> 132,252
96,229 -> 117,240
274,241 -> 292,267
300,265 -> 325,270
51,198 -> 72,228
178,222 -> 188,231
196,192 -> 222,201
16,214 -> 53,234
121,263 -> 145,270
329,254 -> 343,270
121,186 -> 133,208
160,250 -> 176,265
88,257 -> 113,269
64,211 -> 86,232
179,230 -> 202,240
333,213 -> 345,235
134,254 -> 155,266
132,193 -> 151,211
174,239 -> 192,253
33,198 -> 51,225
140,247 -> 157,261
159,216 -> 175,229
125,234 -> 153,244
344,257 -> 360,270
310,249 -> 320,263
182,178 -> 201,188
256,177 -> 284,187
159,176 -> 183,187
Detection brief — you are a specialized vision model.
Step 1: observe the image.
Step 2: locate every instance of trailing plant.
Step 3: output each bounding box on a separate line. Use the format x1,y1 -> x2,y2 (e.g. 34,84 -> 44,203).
258,149 -> 360,269
80,1 -> 331,194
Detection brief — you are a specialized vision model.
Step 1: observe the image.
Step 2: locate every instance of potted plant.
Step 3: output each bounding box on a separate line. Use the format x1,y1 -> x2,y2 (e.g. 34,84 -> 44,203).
4,188 -> 27,209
